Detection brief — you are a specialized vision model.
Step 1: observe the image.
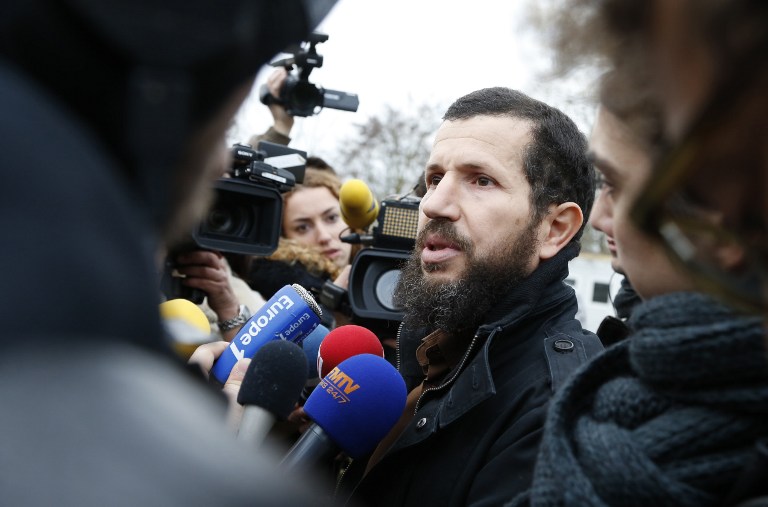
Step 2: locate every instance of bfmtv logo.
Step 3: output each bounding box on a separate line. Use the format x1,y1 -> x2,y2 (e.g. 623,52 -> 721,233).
318,366 -> 360,404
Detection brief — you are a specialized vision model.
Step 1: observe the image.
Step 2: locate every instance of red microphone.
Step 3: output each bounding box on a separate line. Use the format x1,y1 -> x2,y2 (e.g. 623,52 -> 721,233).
317,325 -> 384,378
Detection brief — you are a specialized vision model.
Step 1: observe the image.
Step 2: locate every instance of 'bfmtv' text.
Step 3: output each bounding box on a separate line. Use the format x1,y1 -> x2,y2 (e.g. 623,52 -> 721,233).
318,366 -> 361,404
227,294 -> 312,361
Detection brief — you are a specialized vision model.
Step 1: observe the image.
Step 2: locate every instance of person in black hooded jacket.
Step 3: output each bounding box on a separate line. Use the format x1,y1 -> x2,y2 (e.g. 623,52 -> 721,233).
0,1 -> 340,505
340,87 -> 603,507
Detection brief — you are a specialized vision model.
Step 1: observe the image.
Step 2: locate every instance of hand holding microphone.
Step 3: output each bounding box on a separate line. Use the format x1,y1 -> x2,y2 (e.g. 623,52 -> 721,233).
188,341 -> 252,431
210,284 -> 322,385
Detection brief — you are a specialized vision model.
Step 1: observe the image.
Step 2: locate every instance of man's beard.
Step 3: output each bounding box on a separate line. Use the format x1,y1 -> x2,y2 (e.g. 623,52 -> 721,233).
393,218 -> 539,336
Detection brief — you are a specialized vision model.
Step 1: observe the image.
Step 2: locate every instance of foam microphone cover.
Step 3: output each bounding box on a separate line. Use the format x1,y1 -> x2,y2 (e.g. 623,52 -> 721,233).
304,354 -> 406,458
159,298 -> 212,360
301,324 -> 329,380
339,178 -> 379,230
317,325 -> 384,379
237,340 -> 308,420
159,298 -> 211,333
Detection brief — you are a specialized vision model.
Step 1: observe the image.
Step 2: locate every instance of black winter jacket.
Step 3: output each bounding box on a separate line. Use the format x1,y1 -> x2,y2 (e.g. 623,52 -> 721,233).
343,243 -> 603,507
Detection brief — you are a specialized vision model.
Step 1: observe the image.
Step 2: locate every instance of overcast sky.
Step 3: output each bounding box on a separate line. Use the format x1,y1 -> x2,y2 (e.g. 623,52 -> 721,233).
230,0 -> 598,168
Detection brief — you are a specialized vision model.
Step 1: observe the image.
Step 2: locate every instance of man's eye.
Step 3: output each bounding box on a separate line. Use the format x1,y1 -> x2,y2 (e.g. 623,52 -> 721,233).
428,175 -> 442,186
477,176 -> 493,187
596,174 -> 614,191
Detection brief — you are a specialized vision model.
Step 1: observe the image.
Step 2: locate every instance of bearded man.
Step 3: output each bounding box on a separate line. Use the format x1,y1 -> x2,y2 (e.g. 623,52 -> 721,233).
342,87 -> 603,507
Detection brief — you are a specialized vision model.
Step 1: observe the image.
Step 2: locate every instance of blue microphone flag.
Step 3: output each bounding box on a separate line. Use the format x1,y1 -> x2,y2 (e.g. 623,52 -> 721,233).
211,284 -> 321,384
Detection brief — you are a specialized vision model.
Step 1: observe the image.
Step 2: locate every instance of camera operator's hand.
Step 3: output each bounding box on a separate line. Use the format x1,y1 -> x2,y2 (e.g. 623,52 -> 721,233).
174,250 -> 242,340
265,67 -> 295,136
333,264 -> 351,290
188,341 -> 249,431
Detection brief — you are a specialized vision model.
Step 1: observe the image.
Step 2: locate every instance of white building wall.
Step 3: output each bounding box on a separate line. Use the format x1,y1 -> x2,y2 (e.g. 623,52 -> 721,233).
565,253 -> 624,333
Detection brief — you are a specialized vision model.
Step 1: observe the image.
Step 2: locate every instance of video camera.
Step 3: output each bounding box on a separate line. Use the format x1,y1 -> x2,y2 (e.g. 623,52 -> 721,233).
160,141 -> 307,303
259,32 -> 359,117
322,194 -> 421,326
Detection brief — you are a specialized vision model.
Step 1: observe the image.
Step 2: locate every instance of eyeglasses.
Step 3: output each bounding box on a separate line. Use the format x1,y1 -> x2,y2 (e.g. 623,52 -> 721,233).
631,63 -> 768,316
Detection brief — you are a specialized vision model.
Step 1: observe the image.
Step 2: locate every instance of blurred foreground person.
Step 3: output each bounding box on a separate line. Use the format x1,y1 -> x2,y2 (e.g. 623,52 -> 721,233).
638,1 -> 768,503
510,75 -> 768,507
0,0 -> 339,505
508,1 -> 768,505
635,0 -> 768,320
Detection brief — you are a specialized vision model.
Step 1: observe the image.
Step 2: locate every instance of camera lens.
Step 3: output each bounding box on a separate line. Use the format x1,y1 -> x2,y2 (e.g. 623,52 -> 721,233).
204,204 -> 252,235
206,209 -> 234,233
374,269 -> 402,311
192,179 -> 282,256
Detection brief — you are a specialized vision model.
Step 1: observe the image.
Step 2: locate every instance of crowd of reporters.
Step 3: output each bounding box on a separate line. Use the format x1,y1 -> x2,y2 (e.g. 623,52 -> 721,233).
3,0 -> 767,505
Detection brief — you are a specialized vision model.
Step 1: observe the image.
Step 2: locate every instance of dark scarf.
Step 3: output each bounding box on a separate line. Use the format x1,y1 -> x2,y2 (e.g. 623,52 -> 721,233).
512,291 -> 768,507
613,277 -> 641,320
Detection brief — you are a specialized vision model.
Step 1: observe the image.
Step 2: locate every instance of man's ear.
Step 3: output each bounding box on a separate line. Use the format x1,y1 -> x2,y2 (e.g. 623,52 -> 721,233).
537,202 -> 583,260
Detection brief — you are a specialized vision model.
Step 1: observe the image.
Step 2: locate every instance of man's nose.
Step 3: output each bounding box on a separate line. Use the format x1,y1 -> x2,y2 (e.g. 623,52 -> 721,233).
420,176 -> 460,222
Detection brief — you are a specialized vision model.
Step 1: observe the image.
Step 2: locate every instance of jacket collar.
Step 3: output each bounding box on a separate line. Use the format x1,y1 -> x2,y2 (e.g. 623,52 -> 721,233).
478,241 -> 579,333
397,242 -> 580,428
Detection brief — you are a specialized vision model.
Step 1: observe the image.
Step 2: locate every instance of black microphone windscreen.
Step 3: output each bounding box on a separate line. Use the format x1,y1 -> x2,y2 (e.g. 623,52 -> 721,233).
237,340 -> 308,420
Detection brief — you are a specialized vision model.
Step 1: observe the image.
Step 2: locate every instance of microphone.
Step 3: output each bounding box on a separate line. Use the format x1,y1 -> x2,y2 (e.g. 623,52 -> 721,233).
159,298 -> 212,360
317,324 -> 384,378
339,179 -> 379,230
302,325 -> 330,380
300,324 -> 384,404
237,340 -> 308,448
280,354 -> 406,471
210,284 -> 322,384
297,324 -> 330,404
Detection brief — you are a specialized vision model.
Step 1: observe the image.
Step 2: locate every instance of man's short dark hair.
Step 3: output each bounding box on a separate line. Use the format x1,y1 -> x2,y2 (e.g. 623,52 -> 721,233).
443,87 -> 595,242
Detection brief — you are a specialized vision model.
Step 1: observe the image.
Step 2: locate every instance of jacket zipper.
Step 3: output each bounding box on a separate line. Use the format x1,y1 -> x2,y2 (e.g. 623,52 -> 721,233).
334,457 -> 353,500
413,328 -> 495,415
335,325 -> 401,502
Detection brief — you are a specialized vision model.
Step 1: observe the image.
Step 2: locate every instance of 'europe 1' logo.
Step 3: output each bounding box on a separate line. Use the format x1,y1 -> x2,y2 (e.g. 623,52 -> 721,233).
228,293 -> 295,360
318,366 -> 361,404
